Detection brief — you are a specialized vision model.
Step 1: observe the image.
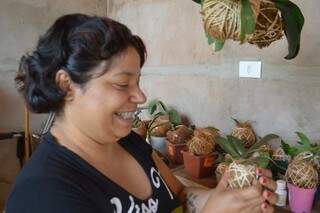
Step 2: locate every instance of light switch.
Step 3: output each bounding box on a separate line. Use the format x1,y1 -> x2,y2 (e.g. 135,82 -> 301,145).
239,61 -> 262,78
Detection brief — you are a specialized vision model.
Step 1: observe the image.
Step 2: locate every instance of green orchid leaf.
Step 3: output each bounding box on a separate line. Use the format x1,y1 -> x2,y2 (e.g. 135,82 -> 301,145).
148,100 -> 159,115
227,135 -> 246,156
213,38 -> 225,52
192,0 -> 201,4
248,134 -> 279,153
313,146 -> 320,155
240,0 -> 255,43
206,34 -> 214,45
255,152 -> 270,168
231,117 -> 241,126
206,34 -> 225,52
168,109 -> 182,125
148,99 -> 169,115
281,140 -> 299,157
205,126 -> 220,132
295,131 -> 311,147
216,136 -> 241,158
158,100 -> 168,112
192,0 -> 204,5
273,0 -> 304,60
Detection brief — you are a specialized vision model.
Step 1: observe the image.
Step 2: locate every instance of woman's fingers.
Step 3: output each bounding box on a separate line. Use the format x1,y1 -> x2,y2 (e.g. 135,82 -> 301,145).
240,196 -> 265,213
261,202 -> 275,213
256,167 -> 273,178
216,171 -> 229,190
233,180 -> 263,202
259,176 -> 277,192
262,189 -> 278,205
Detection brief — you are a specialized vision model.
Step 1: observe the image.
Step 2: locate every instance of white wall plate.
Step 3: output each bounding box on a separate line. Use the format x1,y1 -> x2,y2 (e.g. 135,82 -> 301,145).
239,61 -> 262,78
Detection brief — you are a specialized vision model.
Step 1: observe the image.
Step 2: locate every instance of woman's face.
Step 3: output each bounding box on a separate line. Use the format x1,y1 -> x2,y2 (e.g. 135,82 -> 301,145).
66,46 -> 146,143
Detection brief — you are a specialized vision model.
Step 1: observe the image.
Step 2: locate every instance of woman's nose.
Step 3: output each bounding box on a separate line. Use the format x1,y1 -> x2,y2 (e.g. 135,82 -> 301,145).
131,86 -> 146,104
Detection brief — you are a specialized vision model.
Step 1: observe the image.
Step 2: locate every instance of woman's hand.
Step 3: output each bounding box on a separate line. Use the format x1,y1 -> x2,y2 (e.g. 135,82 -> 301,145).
256,168 -> 278,213
201,168 -> 277,213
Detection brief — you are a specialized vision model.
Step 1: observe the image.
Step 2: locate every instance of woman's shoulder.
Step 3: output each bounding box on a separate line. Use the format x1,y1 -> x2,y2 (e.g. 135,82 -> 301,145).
6,144 -> 105,212
5,173 -> 101,213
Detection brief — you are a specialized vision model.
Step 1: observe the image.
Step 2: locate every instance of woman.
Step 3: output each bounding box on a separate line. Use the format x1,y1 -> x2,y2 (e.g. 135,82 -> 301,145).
6,14 -> 277,213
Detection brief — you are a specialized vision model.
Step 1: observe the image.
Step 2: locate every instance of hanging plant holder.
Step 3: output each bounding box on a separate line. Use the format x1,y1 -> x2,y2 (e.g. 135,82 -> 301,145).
202,0 -> 261,41
192,0 -> 304,60
247,0 -> 283,48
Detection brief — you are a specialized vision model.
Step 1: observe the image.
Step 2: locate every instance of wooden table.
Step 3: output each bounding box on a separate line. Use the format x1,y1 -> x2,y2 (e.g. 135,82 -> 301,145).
172,165 -> 320,213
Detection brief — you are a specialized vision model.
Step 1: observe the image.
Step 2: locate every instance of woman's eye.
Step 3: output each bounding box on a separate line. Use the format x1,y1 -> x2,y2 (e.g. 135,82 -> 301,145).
114,84 -> 129,89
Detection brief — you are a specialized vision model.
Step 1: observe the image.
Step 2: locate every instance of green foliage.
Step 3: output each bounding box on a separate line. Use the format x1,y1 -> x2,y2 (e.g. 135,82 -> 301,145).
231,117 -> 241,126
147,99 -> 181,125
240,0 -> 255,43
281,132 -> 320,157
255,152 -> 271,168
213,39 -> 225,52
216,134 -> 279,168
216,134 -> 279,159
205,126 -> 220,132
216,136 -> 241,158
192,0 -> 203,5
273,0 -> 304,60
132,109 -> 142,128
168,109 -> 182,126
296,131 -> 311,147
193,0 -> 304,60
148,100 -> 166,115
246,134 -> 279,157
206,32 -> 225,52
227,135 -> 246,156
281,140 -> 297,156
146,99 -> 182,137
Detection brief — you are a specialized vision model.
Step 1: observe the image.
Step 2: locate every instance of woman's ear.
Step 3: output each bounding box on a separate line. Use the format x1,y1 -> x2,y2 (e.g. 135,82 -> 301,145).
55,70 -> 74,101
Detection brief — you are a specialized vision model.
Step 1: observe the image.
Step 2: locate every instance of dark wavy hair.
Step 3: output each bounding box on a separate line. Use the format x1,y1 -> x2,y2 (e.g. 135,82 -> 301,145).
15,13 -> 147,113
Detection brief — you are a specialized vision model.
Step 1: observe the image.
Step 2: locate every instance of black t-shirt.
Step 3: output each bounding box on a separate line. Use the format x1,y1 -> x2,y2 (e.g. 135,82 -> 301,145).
5,131 -> 181,213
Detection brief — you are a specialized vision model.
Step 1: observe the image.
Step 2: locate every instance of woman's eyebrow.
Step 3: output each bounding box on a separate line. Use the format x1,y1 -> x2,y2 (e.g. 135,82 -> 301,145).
113,70 -> 140,77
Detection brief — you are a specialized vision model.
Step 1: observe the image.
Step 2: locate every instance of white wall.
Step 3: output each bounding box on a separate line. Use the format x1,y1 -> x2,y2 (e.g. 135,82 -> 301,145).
108,0 -> 320,143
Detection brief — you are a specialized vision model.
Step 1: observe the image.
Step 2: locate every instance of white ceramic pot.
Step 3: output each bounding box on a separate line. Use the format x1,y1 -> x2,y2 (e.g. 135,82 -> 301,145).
150,136 -> 167,155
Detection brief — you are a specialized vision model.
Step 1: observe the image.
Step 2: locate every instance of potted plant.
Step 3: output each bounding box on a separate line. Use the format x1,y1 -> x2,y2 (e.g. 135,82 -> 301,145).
231,118 -> 256,148
281,132 -> 320,213
182,127 -> 219,178
132,109 -> 148,140
146,99 -> 182,155
166,124 -> 193,164
215,133 -> 279,188
285,158 -> 318,213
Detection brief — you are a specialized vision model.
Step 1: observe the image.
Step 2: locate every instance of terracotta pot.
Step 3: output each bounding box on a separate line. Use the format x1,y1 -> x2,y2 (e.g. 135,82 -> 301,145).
182,150 -> 216,178
166,140 -> 187,165
166,125 -> 192,144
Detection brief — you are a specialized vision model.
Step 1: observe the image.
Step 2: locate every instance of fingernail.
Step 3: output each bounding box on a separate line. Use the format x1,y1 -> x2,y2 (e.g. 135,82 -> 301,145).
266,191 -> 271,197
260,177 -> 267,184
256,168 -> 262,175
262,203 -> 267,209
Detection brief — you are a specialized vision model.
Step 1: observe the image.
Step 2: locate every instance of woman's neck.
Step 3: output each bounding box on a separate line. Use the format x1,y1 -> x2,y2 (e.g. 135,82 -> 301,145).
50,117 -> 121,167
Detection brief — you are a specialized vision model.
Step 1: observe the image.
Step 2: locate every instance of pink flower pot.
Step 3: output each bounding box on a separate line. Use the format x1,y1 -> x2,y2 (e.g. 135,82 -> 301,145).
288,183 -> 317,213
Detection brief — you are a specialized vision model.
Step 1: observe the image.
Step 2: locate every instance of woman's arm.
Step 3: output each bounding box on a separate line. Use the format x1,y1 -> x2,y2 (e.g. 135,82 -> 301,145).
151,151 -> 213,213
